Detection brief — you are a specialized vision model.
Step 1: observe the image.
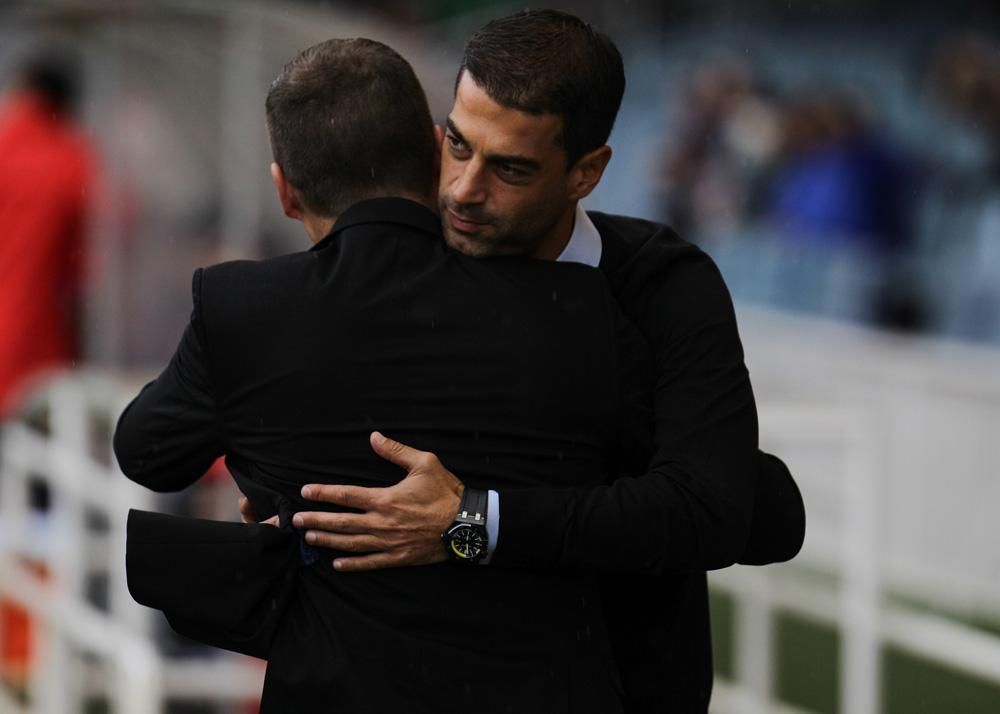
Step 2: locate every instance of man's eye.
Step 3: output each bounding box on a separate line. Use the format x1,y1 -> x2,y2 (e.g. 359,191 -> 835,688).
446,134 -> 467,152
497,163 -> 527,179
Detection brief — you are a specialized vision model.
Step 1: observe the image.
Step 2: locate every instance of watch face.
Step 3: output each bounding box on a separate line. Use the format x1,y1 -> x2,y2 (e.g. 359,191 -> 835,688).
447,524 -> 486,560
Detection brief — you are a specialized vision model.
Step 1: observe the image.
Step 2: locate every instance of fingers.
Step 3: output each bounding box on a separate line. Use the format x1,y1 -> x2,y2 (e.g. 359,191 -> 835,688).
241,497 -> 279,527
333,548 -> 444,572
301,483 -> 381,511
293,511 -> 377,549
292,511 -> 369,534
305,532 -> 383,553
369,431 -> 433,471
238,496 -> 256,524
333,553 -> 408,572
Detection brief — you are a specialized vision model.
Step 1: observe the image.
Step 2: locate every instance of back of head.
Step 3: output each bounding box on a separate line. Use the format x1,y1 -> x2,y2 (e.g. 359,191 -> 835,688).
266,38 -> 436,218
19,50 -> 81,117
459,9 -> 625,167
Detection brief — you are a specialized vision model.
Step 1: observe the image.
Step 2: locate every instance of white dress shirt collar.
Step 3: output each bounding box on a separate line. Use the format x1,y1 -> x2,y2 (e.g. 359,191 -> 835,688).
555,203 -> 602,268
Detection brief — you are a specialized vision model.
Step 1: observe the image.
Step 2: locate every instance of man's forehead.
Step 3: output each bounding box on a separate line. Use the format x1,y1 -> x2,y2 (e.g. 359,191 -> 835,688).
450,73 -> 563,154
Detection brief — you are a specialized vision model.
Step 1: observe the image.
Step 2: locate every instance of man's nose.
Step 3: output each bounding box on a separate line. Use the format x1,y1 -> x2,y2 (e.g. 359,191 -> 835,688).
449,159 -> 488,206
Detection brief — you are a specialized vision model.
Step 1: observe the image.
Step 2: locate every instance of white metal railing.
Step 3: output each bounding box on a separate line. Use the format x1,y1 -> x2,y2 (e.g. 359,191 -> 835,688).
710,306 -> 1000,714
711,404 -> 885,714
0,372 -> 263,713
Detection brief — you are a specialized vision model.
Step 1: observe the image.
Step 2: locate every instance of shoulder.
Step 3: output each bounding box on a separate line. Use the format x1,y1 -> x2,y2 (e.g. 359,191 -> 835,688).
189,252 -> 319,361
589,211 -> 729,301
588,211 -> 687,255
589,210 -> 713,281
195,250 -> 317,318
198,250 -> 313,291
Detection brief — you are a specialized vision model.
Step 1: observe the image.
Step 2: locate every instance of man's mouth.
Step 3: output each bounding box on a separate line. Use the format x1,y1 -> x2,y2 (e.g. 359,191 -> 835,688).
446,208 -> 490,235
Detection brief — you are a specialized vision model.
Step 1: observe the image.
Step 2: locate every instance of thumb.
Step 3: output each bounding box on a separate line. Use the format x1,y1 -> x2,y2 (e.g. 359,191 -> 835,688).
370,431 -> 425,472
238,496 -> 256,524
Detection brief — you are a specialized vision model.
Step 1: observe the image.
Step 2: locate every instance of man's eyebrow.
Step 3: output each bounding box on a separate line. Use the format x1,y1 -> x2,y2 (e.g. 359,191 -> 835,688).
487,153 -> 541,172
445,118 -> 468,146
445,117 -> 541,173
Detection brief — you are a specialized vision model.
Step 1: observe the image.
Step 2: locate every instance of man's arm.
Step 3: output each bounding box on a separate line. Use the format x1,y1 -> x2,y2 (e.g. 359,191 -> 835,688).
295,249 -> 787,573
742,452 -> 805,564
114,269 -> 224,491
496,253 -> 757,572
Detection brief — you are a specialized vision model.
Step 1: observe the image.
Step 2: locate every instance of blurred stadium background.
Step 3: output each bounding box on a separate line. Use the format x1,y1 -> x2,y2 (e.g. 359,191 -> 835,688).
1,0 -> 999,712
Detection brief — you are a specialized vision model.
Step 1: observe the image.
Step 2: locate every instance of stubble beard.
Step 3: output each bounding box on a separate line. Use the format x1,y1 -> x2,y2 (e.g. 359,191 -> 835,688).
439,195 -> 509,257
440,197 -> 560,259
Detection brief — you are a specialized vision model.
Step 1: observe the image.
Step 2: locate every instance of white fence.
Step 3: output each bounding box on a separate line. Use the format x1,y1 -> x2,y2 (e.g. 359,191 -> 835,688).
0,373 -> 263,714
710,307 -> 1000,714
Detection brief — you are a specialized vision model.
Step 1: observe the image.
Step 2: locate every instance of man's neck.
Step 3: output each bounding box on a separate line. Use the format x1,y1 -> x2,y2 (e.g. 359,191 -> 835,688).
531,201 -> 578,261
305,191 -> 436,244
304,215 -> 336,244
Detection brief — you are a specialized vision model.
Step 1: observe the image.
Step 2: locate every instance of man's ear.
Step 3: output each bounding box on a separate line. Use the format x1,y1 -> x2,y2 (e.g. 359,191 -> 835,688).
270,162 -> 305,221
567,146 -> 612,202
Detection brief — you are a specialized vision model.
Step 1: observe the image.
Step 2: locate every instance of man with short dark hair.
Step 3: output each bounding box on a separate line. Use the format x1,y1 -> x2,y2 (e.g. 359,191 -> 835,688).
118,36 -> 656,713
264,38 -> 437,221
437,9 -> 624,260
291,10 -> 804,712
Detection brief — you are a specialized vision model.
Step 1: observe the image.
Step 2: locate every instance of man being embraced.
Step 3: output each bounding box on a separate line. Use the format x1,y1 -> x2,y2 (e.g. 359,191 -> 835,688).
116,37 -> 654,713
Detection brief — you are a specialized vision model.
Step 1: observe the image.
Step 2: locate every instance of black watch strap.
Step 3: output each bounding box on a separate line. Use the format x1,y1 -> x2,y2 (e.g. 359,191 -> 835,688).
443,488 -> 489,563
455,487 -> 487,526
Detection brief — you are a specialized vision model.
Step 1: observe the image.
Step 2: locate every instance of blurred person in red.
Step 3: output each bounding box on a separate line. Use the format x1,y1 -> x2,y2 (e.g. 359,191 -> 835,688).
0,50 -> 94,419
0,49 -> 94,696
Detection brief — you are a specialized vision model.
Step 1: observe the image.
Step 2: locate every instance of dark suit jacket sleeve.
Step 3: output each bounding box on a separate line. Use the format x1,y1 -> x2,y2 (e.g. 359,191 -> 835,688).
492,252 -> 760,574
114,269 -> 224,491
126,509 -> 298,659
740,452 -> 804,564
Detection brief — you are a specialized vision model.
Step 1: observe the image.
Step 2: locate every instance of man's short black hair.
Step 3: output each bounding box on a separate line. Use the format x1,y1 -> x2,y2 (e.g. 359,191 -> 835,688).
266,38 -> 436,218
20,50 -> 81,117
458,9 -> 625,168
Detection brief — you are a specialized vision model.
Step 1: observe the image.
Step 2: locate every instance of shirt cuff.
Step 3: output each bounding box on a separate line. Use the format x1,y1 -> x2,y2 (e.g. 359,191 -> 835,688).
481,489 -> 499,565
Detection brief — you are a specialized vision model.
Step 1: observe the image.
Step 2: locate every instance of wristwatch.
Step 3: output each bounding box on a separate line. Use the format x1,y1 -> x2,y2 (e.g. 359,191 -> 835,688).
442,487 -> 488,564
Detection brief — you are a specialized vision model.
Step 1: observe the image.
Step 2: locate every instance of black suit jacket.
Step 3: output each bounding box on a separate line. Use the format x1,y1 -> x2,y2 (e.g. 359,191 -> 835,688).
119,200 -> 804,713
116,198 -> 655,713
490,211 -> 805,712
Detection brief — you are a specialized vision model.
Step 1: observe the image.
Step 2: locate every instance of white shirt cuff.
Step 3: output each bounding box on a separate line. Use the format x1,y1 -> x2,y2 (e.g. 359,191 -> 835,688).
481,489 -> 499,565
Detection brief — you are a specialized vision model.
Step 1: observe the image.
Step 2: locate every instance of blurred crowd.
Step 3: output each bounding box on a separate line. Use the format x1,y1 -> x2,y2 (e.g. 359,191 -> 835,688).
0,20 -> 998,416
653,31 -> 1000,338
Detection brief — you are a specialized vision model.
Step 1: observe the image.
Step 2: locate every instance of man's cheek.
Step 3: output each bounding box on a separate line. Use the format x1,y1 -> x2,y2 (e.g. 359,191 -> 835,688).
440,153 -> 470,188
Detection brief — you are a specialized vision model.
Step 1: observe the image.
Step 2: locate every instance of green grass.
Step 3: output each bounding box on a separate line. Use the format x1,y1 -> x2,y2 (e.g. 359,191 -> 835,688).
711,591 -> 1000,713
710,590 -> 735,680
883,648 -> 1000,714
775,611 -> 840,714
